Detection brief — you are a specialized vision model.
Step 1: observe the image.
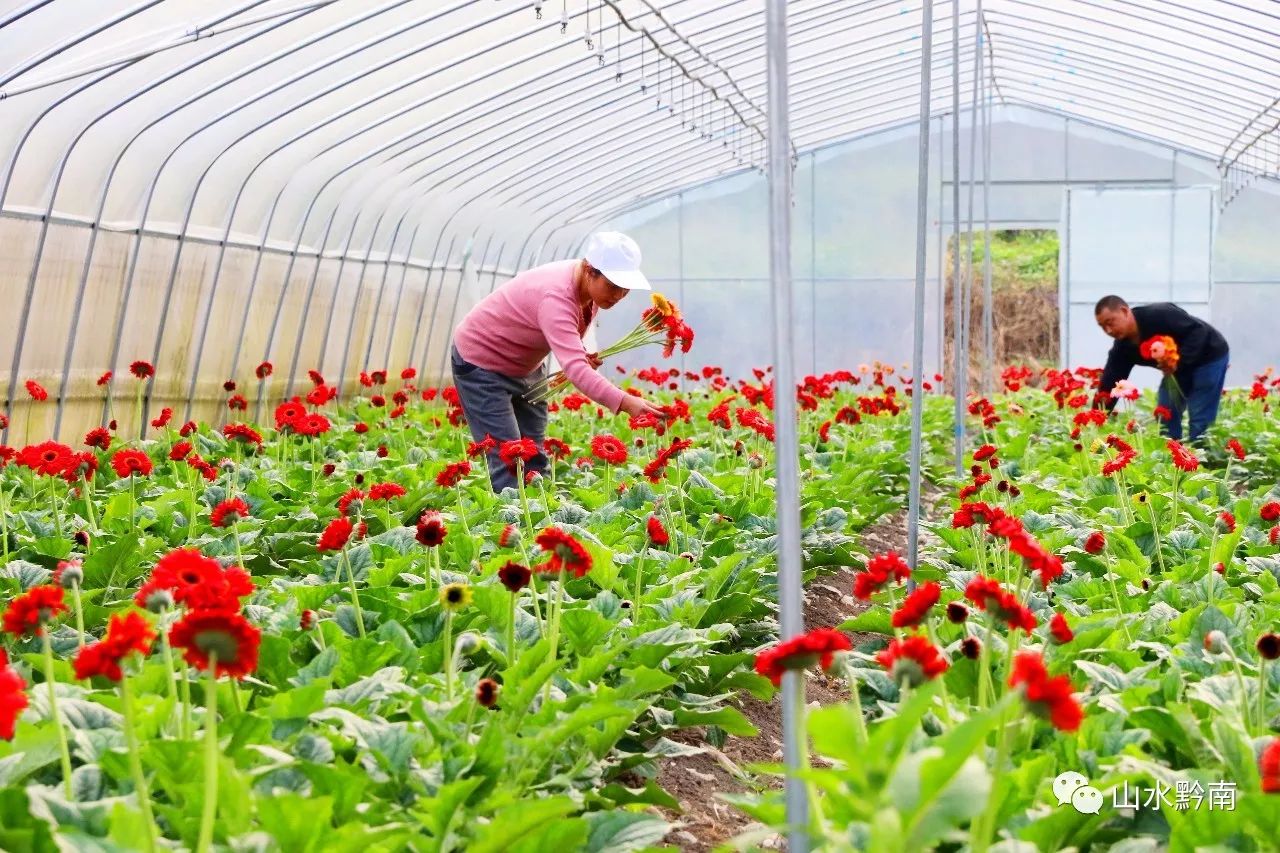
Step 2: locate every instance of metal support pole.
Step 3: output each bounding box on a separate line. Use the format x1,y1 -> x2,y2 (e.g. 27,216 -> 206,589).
765,1 -> 808,850
909,3 -> 935,574
950,0 -> 966,477
981,13 -> 994,395
964,2 -> 983,407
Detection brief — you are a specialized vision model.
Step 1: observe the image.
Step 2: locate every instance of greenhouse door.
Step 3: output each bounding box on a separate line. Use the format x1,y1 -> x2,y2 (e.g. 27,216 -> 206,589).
1059,186 -> 1215,390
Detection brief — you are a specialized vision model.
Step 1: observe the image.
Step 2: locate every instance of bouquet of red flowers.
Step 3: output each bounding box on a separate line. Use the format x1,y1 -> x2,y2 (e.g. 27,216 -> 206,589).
1140,335 -> 1184,406
528,293 -> 693,403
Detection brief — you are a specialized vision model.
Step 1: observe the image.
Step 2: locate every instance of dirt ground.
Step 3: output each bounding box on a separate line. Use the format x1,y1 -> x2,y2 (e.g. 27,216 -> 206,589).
656,492 -> 942,851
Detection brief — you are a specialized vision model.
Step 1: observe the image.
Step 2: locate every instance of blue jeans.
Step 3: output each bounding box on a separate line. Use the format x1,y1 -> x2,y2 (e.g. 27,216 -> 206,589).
1158,353 -> 1229,442
450,345 -> 548,493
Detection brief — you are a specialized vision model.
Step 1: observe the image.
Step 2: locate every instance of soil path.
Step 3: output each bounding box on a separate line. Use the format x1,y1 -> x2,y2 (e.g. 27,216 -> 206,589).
657,486 -> 946,851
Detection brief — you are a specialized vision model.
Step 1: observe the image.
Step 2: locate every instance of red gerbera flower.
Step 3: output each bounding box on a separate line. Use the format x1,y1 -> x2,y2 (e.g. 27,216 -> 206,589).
151,407 -> 173,429
646,516 -> 670,548
1261,502 -> 1280,523
590,434 -> 628,466
293,413 -> 331,437
169,609 -> 260,679
317,517 -> 354,552
274,400 -> 307,431
368,482 -> 405,502
1049,612 -> 1074,644
1218,511 -> 1237,533
877,634 -> 949,687
973,444 -> 998,462
1227,438 -> 1247,461
1009,650 -> 1084,731
18,441 -> 74,477
25,379 -> 48,401
498,561 -> 532,592
223,423 -> 263,446
1167,439 -> 1200,472
535,527 -> 593,577
466,435 -> 498,459
1153,405 -> 1173,422
96,371 -> 113,386
891,582 -> 940,629
1261,738 -> 1280,794
2,585 -> 68,638
110,448 -> 153,479
0,652 -> 28,740
498,523 -> 519,548
753,627 -> 852,686
415,511 -> 448,547
84,427 -> 112,451
964,575 -> 1038,633
73,610 -> 156,682
498,438 -> 539,470
129,361 -> 155,379
1083,531 -> 1106,554
544,437 -> 572,461
210,497 -> 250,528
255,362 -> 273,380
141,548 -> 254,611
435,461 -> 471,488
853,552 -> 911,600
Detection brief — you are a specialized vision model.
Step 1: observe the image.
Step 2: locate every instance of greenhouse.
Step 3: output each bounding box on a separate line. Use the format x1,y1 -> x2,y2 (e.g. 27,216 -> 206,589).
1,0 -> 1279,849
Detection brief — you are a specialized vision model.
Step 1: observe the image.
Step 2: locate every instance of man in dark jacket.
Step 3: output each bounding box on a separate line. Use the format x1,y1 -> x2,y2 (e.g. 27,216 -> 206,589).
1094,295 -> 1230,441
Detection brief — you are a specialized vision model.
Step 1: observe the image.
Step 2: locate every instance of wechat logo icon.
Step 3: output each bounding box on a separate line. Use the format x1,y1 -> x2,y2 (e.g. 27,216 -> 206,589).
1053,771 -> 1104,815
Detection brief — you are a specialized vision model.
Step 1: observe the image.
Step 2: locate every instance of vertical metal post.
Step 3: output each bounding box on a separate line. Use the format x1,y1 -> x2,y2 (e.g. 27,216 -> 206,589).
964,2 -> 982,401
909,4 -> 935,575
981,18 -> 993,395
950,0 -> 966,477
765,1 -> 807,850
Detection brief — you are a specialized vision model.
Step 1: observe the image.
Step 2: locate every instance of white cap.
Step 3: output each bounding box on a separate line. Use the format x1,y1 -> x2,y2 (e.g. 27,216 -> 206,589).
583,231 -> 651,291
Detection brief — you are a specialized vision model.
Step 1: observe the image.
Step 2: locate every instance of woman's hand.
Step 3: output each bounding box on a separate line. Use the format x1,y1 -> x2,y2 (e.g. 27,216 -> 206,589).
586,352 -> 604,369
619,394 -> 663,418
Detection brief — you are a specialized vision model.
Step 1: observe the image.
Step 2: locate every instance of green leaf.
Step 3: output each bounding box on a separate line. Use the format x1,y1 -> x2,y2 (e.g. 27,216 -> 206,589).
255,794 -> 334,853
673,706 -> 757,737
560,608 -> 613,657
597,779 -> 681,810
467,796 -> 579,853
583,812 -> 672,853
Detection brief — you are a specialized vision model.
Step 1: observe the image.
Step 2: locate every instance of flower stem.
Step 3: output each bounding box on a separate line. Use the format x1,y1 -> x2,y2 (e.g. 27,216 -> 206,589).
506,591 -> 518,668
1146,501 -> 1167,574
632,547 -> 645,619
341,547 -> 367,638
72,582 -> 85,650
971,704 -> 1013,853
42,632 -> 74,797
443,611 -> 455,701
119,673 -> 158,852
1258,659 -> 1269,734
196,658 -> 218,853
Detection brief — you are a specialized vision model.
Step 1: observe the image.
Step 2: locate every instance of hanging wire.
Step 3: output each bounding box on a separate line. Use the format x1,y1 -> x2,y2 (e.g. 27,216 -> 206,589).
559,0 -> 568,34
614,17 -> 621,81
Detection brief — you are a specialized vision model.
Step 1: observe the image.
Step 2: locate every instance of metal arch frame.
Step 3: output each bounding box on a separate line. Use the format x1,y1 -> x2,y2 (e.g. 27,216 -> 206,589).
88,0 -> 427,429
983,15 -> 1280,106
182,0 -> 721,404
0,0 -> 166,88
140,2 -> 517,429
986,40 -> 1259,129
0,0 -> 293,442
0,1 -> 57,31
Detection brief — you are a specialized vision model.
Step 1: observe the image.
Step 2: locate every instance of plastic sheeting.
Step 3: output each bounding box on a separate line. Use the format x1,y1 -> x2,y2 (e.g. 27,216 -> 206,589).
600,105 -> 1280,385
1,1 -> 1279,441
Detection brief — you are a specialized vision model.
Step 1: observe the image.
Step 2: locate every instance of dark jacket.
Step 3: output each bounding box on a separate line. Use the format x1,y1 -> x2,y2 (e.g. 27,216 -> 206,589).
1098,303 -> 1229,398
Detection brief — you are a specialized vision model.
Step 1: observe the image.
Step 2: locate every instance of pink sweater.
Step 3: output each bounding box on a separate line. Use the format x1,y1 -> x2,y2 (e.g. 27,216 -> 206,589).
453,260 -> 627,412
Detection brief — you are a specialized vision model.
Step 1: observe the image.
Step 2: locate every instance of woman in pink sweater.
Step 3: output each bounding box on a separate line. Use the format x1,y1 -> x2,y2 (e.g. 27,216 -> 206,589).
451,232 -> 664,492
